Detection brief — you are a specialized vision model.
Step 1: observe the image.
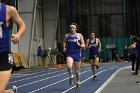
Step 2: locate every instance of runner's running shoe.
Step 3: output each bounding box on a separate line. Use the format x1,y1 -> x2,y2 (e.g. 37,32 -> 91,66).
69,78 -> 74,85
12,86 -> 17,93
76,83 -> 80,89
96,65 -> 99,69
92,76 -> 97,80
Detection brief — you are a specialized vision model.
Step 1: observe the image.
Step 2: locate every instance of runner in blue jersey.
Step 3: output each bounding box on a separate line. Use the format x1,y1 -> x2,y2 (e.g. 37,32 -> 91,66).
63,23 -> 85,89
86,32 -> 101,80
0,1 -> 26,93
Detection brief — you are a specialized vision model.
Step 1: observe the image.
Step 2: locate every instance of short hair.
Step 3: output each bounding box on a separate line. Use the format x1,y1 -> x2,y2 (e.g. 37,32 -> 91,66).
90,32 -> 95,34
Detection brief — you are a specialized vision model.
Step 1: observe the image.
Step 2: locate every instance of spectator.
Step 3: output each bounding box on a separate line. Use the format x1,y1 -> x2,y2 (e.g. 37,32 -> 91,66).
129,37 -> 137,73
50,48 -> 62,67
110,46 -> 117,62
124,45 -> 128,62
43,47 -> 51,69
37,46 -> 43,66
130,35 -> 140,75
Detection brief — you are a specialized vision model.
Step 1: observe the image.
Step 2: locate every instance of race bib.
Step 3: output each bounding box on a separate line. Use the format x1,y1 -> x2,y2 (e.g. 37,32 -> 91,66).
8,53 -> 14,64
0,22 -> 3,38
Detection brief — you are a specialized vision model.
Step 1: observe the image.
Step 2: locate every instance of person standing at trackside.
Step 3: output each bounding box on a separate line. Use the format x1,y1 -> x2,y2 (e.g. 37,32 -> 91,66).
130,35 -> 140,75
86,32 -> 101,80
129,36 -> 136,73
63,23 -> 85,89
0,1 -> 26,93
44,47 -> 51,69
37,46 -> 43,66
50,48 -> 62,68
124,45 -> 129,62
110,46 -> 117,62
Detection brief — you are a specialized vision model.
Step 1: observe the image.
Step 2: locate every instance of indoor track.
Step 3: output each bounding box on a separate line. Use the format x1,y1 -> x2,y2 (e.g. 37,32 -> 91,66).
7,62 -> 131,93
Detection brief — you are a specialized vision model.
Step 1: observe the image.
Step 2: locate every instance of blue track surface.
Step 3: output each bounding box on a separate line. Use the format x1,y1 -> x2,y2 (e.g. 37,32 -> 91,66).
7,62 -> 131,93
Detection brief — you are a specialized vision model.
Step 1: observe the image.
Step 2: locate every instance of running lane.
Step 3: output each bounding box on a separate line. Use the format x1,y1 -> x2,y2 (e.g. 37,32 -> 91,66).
7,62 -> 131,93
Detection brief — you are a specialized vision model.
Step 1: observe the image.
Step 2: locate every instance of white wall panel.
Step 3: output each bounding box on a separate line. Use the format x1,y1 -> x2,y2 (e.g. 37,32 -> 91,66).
11,0 -> 36,67
18,0 -> 34,12
19,14 -> 32,64
43,0 -> 59,50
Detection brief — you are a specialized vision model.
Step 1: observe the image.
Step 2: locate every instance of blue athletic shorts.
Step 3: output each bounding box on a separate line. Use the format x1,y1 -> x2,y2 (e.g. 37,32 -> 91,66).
89,53 -> 99,60
66,53 -> 81,62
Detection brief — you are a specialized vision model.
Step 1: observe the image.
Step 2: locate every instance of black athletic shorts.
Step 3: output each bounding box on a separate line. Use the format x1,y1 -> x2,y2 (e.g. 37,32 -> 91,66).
0,51 -> 14,71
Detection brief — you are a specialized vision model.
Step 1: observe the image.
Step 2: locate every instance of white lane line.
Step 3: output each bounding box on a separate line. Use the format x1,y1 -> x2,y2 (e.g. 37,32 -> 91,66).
95,66 -> 131,93
62,67 -> 116,93
10,66 -> 90,79
12,74 -> 31,76
11,74 -> 31,78
9,70 -> 66,84
16,68 -> 91,87
17,72 -> 68,88
28,69 -> 92,93
9,67 -> 90,84
12,69 -> 43,74
11,68 -> 66,79
10,70 -> 50,79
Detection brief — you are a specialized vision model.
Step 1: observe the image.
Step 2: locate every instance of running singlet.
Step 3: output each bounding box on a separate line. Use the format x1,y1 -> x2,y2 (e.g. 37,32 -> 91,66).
88,38 -> 99,55
0,3 -> 11,53
66,33 -> 81,54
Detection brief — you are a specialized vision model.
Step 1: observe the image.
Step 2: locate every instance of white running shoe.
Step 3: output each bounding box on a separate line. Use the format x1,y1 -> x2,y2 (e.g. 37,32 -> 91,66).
136,81 -> 140,84
12,86 -> 17,93
71,74 -> 74,79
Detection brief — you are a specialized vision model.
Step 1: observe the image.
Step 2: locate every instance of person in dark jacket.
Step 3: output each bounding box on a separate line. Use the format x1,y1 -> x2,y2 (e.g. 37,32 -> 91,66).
129,37 -> 136,73
50,48 -> 62,67
130,35 -> 140,75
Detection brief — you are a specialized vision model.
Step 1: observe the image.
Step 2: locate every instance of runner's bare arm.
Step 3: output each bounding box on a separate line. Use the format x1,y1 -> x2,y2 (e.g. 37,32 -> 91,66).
97,38 -> 101,52
63,34 -> 67,52
79,34 -> 85,48
86,39 -> 90,48
9,6 -> 26,38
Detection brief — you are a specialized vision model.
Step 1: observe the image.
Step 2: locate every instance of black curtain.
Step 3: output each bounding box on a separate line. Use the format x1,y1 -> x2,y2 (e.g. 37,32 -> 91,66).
127,0 -> 140,36
1,0 -> 15,6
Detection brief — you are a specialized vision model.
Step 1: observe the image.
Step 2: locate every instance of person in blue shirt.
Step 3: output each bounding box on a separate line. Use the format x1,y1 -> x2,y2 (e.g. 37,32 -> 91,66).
0,1 -> 26,93
63,23 -> 85,89
86,32 -> 101,80
37,46 -> 44,66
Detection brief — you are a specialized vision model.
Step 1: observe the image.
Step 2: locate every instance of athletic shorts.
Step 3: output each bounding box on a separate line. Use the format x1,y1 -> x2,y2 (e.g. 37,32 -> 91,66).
66,53 -> 81,62
0,51 -> 14,71
89,54 -> 99,60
